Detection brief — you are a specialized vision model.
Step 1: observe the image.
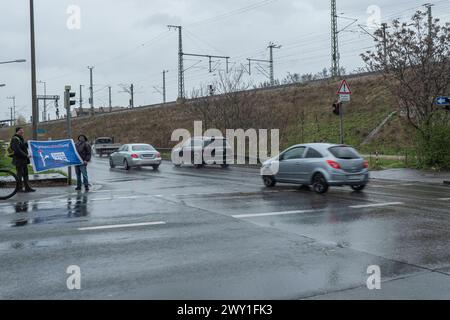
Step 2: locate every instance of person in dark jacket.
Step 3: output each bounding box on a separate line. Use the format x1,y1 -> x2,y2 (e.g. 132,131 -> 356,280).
11,127 -> 36,193
75,134 -> 92,191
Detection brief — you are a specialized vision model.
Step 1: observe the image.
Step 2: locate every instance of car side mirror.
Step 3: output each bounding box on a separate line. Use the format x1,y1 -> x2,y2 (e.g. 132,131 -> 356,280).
279,154 -> 284,161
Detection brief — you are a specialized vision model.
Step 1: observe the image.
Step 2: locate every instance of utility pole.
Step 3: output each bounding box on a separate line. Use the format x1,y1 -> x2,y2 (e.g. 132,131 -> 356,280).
130,84 -> 134,108
7,96 -> 16,126
108,86 -> 112,112
168,25 -> 184,100
30,0 -> 38,139
79,84 -> 83,113
424,3 -> 434,37
246,43 -> 281,86
38,81 -> 47,121
10,107 -> 13,127
331,0 -> 340,78
381,23 -> 389,66
88,66 -> 94,116
268,42 -> 281,86
163,70 -> 168,103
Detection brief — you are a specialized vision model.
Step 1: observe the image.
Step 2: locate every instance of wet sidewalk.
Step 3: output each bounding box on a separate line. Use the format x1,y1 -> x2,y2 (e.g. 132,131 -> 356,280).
370,168 -> 450,185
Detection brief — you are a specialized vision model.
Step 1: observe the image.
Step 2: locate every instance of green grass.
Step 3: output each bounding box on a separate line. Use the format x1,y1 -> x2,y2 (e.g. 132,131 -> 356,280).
367,157 -> 418,171
159,151 -> 171,161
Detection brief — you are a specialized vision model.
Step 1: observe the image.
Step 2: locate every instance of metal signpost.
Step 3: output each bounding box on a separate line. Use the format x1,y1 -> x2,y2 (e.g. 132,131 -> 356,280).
337,79 -> 352,144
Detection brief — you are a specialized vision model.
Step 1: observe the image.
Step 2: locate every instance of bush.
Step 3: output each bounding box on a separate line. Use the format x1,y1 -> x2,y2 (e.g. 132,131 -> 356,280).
416,123 -> 450,170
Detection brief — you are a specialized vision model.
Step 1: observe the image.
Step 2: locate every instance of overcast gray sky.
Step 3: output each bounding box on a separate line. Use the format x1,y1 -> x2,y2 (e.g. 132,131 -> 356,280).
1,0 -> 449,122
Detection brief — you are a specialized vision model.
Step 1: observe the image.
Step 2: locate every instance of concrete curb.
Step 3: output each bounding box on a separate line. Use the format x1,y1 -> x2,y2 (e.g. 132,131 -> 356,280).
28,174 -> 69,187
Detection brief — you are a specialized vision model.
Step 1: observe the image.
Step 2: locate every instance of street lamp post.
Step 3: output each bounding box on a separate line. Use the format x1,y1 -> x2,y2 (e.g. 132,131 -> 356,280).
30,0 -> 38,140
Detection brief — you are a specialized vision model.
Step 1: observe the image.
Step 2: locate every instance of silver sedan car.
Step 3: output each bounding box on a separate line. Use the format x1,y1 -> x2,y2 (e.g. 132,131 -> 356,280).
109,144 -> 162,170
261,143 -> 369,194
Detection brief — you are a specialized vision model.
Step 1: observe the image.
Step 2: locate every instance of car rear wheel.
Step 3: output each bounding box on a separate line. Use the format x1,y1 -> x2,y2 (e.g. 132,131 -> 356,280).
351,184 -> 366,192
263,176 -> 276,188
124,160 -> 130,171
313,173 -> 329,194
109,158 -> 115,168
152,164 -> 160,170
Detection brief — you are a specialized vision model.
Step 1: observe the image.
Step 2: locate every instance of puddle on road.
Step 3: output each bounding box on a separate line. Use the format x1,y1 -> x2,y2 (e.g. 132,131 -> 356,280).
5,194 -> 91,228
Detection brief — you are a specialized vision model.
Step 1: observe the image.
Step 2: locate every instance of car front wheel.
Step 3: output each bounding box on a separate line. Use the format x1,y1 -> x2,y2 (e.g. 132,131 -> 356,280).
313,173 -> 329,194
263,176 -> 276,188
109,158 -> 115,168
351,184 -> 366,192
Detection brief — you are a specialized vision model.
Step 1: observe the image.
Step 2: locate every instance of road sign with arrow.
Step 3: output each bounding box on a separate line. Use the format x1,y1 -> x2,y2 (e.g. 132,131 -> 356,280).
435,96 -> 450,106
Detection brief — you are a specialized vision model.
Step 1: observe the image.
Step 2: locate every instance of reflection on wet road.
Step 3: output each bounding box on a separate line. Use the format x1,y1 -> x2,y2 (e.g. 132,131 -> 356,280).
0,157 -> 449,299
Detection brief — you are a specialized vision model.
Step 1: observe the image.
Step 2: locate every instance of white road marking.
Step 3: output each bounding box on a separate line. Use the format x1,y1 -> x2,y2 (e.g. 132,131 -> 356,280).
78,221 -> 166,231
232,209 -> 318,219
88,190 -> 129,193
116,195 -> 149,200
437,198 -> 450,201
349,202 -> 404,209
90,197 -> 113,202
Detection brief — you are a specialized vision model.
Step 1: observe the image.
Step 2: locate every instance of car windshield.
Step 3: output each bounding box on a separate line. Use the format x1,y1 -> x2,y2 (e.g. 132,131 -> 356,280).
96,138 -> 112,144
328,146 -> 360,159
132,145 -> 154,151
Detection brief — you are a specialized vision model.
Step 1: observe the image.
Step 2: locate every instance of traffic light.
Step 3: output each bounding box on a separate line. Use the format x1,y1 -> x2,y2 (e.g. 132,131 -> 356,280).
69,92 -> 76,106
332,102 -> 341,116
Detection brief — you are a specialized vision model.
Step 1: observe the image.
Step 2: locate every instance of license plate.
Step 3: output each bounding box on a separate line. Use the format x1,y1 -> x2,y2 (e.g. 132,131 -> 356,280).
348,175 -> 363,180
142,154 -> 155,158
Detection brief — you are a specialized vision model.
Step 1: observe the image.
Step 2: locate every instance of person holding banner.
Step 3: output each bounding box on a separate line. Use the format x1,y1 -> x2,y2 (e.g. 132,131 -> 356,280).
10,127 -> 36,193
75,134 -> 92,192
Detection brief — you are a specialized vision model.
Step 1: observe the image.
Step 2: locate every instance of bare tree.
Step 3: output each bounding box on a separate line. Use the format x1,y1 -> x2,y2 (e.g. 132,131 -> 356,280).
361,11 -> 450,142
188,86 -> 217,129
215,69 -> 255,129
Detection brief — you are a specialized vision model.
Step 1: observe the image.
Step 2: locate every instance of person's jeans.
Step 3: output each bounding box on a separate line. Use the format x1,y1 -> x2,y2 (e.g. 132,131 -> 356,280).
16,164 -> 31,190
75,165 -> 89,188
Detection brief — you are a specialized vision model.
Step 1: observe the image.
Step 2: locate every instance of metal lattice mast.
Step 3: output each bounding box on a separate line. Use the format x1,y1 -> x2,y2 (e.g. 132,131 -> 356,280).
88,66 -> 94,115
168,25 -> 184,100
331,0 -> 340,78
268,42 -> 281,86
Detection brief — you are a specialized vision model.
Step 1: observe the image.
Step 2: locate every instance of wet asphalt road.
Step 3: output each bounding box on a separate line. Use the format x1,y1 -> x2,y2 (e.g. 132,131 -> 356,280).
0,157 -> 449,300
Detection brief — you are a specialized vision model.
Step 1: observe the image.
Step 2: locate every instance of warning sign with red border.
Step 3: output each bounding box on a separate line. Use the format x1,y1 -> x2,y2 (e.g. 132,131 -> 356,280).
337,80 -> 352,95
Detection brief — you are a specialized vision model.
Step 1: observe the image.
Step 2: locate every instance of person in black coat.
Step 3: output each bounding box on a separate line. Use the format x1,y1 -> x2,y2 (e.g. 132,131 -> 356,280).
75,134 -> 92,191
11,127 -> 36,192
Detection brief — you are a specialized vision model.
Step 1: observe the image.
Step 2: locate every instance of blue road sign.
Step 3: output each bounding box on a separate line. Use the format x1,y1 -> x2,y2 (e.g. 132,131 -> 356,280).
435,96 -> 450,106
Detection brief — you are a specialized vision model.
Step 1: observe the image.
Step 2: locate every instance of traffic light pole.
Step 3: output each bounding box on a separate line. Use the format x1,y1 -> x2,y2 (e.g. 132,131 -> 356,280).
339,102 -> 344,144
65,86 -> 73,185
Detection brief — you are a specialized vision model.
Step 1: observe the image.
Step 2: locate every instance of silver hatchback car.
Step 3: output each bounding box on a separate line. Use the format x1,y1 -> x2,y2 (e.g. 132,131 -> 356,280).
261,143 -> 369,194
109,144 -> 162,170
